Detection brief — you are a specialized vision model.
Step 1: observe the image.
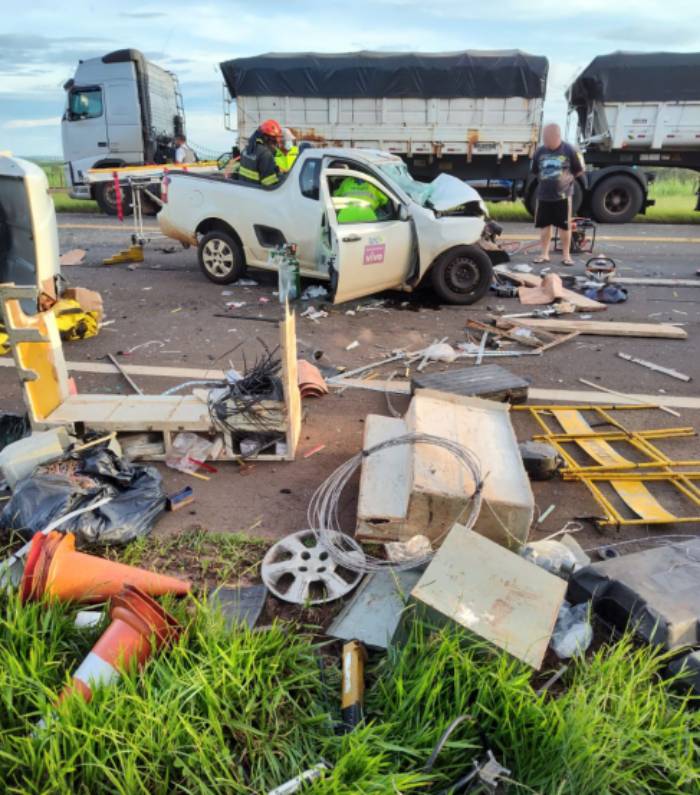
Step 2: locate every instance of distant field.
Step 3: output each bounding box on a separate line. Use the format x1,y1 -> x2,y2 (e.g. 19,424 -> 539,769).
39,161 -> 699,223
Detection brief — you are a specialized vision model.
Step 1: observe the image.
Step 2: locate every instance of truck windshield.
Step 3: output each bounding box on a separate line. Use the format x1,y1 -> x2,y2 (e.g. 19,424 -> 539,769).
375,161 -> 431,206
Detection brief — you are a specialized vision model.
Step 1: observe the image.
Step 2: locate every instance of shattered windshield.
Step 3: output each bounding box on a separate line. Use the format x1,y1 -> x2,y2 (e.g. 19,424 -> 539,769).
375,161 -> 432,206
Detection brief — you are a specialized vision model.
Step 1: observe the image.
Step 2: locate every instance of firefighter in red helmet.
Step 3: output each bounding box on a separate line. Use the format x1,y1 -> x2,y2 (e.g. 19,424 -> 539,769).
239,119 -> 284,187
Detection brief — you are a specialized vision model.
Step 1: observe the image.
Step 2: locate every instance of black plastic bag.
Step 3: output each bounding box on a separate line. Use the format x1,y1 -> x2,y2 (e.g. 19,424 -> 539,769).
0,448 -> 166,546
0,413 -> 29,453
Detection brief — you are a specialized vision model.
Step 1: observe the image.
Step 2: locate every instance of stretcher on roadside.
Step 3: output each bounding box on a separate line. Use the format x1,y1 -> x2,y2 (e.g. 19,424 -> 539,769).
86,162 -> 221,264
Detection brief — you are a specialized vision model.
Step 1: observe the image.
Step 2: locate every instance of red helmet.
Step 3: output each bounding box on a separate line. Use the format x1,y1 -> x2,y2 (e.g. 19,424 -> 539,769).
260,118 -> 283,142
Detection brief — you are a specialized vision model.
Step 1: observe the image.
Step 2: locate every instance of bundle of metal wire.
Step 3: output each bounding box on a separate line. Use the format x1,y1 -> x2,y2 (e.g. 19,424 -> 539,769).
207,346 -> 282,434
308,433 -> 484,573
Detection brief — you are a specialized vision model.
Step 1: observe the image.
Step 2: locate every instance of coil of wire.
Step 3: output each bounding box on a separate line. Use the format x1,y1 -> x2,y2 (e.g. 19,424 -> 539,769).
308,432 -> 484,573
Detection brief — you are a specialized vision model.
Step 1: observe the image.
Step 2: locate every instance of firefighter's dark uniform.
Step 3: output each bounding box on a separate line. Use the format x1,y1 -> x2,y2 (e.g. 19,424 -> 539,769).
239,130 -> 281,187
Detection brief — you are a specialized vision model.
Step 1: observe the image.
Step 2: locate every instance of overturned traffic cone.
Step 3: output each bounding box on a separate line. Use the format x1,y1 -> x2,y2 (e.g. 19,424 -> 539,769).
21,531 -> 190,604
57,585 -> 180,705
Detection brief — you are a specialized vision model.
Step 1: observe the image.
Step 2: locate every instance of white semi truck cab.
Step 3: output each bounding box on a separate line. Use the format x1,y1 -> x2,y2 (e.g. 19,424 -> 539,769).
61,49 -> 184,215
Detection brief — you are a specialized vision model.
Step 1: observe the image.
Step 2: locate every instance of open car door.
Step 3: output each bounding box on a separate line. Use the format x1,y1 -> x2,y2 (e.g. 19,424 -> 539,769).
320,167 -> 414,304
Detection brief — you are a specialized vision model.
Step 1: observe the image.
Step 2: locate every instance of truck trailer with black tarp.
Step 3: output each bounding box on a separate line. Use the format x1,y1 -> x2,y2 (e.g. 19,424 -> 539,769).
567,51 -> 700,221
220,50 -> 549,206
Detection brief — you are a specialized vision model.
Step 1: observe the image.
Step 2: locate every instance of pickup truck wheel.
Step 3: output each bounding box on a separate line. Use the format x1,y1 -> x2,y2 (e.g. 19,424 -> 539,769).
430,245 -> 493,305
94,181 -> 132,217
591,175 -> 643,224
198,230 -> 245,284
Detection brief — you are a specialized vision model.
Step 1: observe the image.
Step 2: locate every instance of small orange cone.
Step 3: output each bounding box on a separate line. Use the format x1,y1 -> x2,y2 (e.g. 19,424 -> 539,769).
58,585 -> 181,704
21,531 -> 190,604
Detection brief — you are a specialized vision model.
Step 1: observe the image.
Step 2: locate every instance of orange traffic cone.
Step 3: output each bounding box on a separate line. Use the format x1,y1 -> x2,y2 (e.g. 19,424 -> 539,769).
21,531 -> 190,604
58,585 -> 181,704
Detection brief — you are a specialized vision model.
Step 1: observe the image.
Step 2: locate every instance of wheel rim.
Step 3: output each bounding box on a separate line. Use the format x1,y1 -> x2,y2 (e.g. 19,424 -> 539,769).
604,187 -> 630,216
202,238 -> 235,277
103,184 -> 118,210
445,256 -> 480,294
261,529 -> 363,604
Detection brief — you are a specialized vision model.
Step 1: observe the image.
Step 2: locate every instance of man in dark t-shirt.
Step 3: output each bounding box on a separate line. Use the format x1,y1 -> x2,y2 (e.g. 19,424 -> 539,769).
531,124 -> 584,266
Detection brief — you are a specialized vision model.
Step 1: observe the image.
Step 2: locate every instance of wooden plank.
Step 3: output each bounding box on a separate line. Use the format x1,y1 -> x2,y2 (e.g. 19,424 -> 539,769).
0,357 -> 228,380
497,269 -> 606,311
280,307 -> 301,461
502,317 -> 687,339
615,277 -> 700,288
329,378 -> 700,412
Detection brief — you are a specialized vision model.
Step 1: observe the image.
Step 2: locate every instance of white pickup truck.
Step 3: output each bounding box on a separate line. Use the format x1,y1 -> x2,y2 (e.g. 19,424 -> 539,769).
157,147 -> 497,304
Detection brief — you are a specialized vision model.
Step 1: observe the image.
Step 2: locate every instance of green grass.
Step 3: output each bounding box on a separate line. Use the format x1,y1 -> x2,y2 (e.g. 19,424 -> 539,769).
487,173 -> 700,225
1,549 -> 698,794
36,161 -> 99,214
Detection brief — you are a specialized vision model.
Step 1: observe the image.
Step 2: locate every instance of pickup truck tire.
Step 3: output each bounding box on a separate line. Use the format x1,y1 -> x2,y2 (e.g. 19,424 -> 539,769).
590,175 -> 643,224
94,182 -> 133,217
198,230 -> 245,284
430,245 -> 493,305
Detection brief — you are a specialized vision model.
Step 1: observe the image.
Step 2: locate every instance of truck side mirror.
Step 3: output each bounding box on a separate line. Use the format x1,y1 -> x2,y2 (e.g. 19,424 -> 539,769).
398,204 -> 409,222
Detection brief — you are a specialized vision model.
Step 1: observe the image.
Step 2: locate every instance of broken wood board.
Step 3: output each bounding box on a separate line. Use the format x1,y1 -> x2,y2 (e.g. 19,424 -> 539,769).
0,357 -> 228,380
498,269 -> 606,311
410,525 -> 566,669
615,277 -> 700,288
357,390 -> 534,549
617,352 -> 691,382
328,378 -> 700,411
499,317 -> 687,339
411,364 -> 529,404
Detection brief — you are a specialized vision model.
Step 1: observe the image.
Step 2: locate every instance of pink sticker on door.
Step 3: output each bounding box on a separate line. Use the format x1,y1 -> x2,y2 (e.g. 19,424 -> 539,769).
363,243 -> 385,265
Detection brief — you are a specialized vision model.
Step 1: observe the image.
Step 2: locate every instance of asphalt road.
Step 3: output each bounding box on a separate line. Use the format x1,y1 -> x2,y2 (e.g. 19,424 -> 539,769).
2,213 -> 699,553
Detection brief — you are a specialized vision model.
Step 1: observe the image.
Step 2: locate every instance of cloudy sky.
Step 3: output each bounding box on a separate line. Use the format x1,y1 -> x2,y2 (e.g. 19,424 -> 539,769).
2,0 -> 699,158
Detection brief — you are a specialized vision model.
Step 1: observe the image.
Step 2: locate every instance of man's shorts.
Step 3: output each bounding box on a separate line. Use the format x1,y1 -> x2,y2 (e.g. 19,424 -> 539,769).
535,198 -> 571,230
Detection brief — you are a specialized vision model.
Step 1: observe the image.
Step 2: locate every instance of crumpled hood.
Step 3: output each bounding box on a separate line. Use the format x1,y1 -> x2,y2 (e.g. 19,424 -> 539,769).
424,174 -> 483,211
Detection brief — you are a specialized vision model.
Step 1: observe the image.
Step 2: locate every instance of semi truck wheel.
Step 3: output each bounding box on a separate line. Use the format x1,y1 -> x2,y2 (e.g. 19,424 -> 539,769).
429,245 -> 493,305
94,181 -> 133,216
198,230 -> 245,284
590,175 -> 643,224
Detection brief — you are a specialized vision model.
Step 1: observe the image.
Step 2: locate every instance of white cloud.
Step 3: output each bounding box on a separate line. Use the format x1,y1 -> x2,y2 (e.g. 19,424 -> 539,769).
4,116 -> 60,129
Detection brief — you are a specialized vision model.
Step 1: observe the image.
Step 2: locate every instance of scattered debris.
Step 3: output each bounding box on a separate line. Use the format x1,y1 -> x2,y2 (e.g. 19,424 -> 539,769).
550,601 -> 593,659
410,525 -> 566,669
209,584 -> 268,629
167,485 -> 194,512
267,763 -> 330,795
385,535 -> 433,564
59,249 -> 87,266
300,306 -> 328,321
297,360 -> 329,397
107,353 -> 144,394
412,364 -> 530,404
519,440 -> 562,480
345,340 -> 360,351
300,284 -> 329,301
0,427 -> 72,488
521,535 -> 590,576
303,443 -> 326,459
501,317 -> 688,339
617,351 -> 691,382
569,539 -> 700,650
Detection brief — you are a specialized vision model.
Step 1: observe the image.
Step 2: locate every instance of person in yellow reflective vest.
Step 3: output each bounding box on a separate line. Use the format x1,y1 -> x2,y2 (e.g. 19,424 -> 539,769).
239,119 -> 283,187
334,176 -> 389,223
274,128 -> 300,173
